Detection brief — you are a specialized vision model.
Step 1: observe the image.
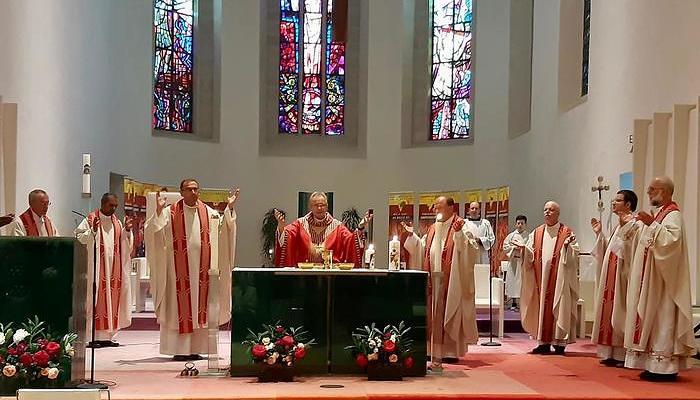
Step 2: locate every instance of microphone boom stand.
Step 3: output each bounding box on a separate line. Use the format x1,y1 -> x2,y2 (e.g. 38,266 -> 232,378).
481,249 -> 501,346
73,210 -> 109,389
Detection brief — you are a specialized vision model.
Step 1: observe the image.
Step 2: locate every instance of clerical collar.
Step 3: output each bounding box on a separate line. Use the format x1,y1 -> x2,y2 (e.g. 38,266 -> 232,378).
308,212 -> 332,227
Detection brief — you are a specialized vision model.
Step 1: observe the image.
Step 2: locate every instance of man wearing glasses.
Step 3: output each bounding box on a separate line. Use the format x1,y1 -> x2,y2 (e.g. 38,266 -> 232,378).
10,189 -> 58,236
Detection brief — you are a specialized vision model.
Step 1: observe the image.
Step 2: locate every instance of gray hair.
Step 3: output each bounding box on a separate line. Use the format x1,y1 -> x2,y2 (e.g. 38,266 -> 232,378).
28,189 -> 47,204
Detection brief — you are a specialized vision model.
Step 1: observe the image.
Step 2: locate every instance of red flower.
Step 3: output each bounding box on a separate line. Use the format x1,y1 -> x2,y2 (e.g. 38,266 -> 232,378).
384,332 -> 391,339
403,356 -> 414,370
37,339 -> 48,349
383,340 -> 396,353
45,342 -> 61,358
19,352 -> 33,366
33,350 -> 50,367
281,335 -> 295,347
275,326 -> 285,334
251,344 -> 267,359
355,353 -> 368,369
9,342 -> 28,356
294,348 -> 305,359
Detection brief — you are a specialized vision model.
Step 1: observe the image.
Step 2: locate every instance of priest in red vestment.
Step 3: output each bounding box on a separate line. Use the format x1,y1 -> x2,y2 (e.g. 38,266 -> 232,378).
11,189 -> 58,237
273,192 -> 371,267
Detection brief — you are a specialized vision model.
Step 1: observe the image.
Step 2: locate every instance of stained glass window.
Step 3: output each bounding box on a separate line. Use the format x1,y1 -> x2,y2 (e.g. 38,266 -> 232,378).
581,0 -> 591,96
279,0 -> 346,135
430,0 -> 473,141
153,0 -> 194,133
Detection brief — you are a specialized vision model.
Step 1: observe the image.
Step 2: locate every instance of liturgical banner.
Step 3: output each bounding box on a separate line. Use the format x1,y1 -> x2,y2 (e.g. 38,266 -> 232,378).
388,192 -> 415,268
418,191 -> 461,236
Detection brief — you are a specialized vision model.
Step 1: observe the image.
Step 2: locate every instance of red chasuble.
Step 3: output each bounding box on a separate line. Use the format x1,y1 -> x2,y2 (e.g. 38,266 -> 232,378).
19,209 -> 55,237
274,213 -> 363,267
88,210 -> 123,331
170,199 -> 211,334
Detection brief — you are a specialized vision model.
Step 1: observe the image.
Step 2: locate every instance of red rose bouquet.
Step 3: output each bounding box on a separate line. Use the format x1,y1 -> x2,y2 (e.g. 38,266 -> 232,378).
345,321 -> 414,371
0,317 -> 77,389
242,323 -> 316,367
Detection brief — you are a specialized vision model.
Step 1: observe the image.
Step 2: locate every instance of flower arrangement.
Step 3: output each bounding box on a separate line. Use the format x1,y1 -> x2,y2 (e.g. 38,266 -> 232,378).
345,321 -> 414,377
0,317 -> 77,392
242,322 -> 315,381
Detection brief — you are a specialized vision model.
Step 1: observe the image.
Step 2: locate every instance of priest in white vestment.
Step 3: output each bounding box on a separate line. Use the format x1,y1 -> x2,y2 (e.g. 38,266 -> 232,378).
145,179 -> 238,361
464,201 -> 495,265
622,177 -> 696,382
502,215 -> 528,310
75,193 -> 134,347
10,189 -> 59,237
520,201 -> 579,355
403,196 -> 478,365
590,190 -> 640,366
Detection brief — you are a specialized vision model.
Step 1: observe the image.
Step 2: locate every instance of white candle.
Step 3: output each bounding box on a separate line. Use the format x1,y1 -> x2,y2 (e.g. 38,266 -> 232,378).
389,235 -> 400,271
364,243 -> 375,269
82,153 -> 91,196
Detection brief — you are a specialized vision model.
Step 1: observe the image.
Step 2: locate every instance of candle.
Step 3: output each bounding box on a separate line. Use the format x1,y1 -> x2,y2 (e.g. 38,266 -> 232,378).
389,235 -> 400,271
364,243 -> 375,270
82,153 -> 91,197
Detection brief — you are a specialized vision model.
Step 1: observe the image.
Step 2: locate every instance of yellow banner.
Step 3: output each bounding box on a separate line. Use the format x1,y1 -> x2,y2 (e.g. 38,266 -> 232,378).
464,189 -> 482,204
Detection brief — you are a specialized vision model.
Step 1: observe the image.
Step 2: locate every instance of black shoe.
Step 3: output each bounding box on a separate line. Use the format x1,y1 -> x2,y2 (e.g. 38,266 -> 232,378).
173,355 -> 189,362
106,341 -> 120,347
531,344 -> 551,354
600,358 -> 618,366
553,345 -> 565,355
86,341 -> 103,349
441,357 -> 459,364
640,370 -> 678,382
188,354 -> 203,361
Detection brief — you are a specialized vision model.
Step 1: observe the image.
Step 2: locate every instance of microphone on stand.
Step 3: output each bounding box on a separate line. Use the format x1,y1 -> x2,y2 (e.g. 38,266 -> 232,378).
72,210 -> 109,389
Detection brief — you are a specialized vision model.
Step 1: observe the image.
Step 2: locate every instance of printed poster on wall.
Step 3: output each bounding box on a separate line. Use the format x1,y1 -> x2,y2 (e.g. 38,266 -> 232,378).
418,191 -> 461,236
494,186 -> 510,274
388,192 -> 415,268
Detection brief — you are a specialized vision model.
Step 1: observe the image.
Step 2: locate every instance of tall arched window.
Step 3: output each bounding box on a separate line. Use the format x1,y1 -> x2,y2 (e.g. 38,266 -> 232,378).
278,0 -> 347,136
430,0 -> 473,141
153,0 -> 194,133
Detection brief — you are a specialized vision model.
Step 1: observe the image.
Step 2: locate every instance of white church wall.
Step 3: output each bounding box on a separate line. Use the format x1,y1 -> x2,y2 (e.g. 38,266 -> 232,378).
0,0 -> 515,267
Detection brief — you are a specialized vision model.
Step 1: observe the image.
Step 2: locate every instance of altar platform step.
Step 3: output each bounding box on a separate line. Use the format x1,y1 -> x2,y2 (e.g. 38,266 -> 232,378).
52,331 -> 700,400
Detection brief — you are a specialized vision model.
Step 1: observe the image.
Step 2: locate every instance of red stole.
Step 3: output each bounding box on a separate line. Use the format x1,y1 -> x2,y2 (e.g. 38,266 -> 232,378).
597,249 -> 618,346
170,200 -> 211,334
532,223 -> 570,343
19,209 -> 55,237
88,210 -> 123,331
633,202 -> 680,344
422,216 -> 462,344
274,219 -> 361,267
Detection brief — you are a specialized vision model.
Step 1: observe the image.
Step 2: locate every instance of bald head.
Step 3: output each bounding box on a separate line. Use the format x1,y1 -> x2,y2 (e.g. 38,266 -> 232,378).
647,176 -> 674,207
467,201 -> 481,219
543,201 -> 560,226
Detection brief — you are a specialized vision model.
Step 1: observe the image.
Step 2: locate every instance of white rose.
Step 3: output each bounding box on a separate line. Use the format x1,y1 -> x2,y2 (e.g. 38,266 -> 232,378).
13,329 -> 29,344
262,337 -> 271,345
65,343 -> 75,357
265,343 -> 274,350
47,368 -> 59,380
3,365 -> 16,377
0,332 -> 5,345
297,343 -> 305,349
